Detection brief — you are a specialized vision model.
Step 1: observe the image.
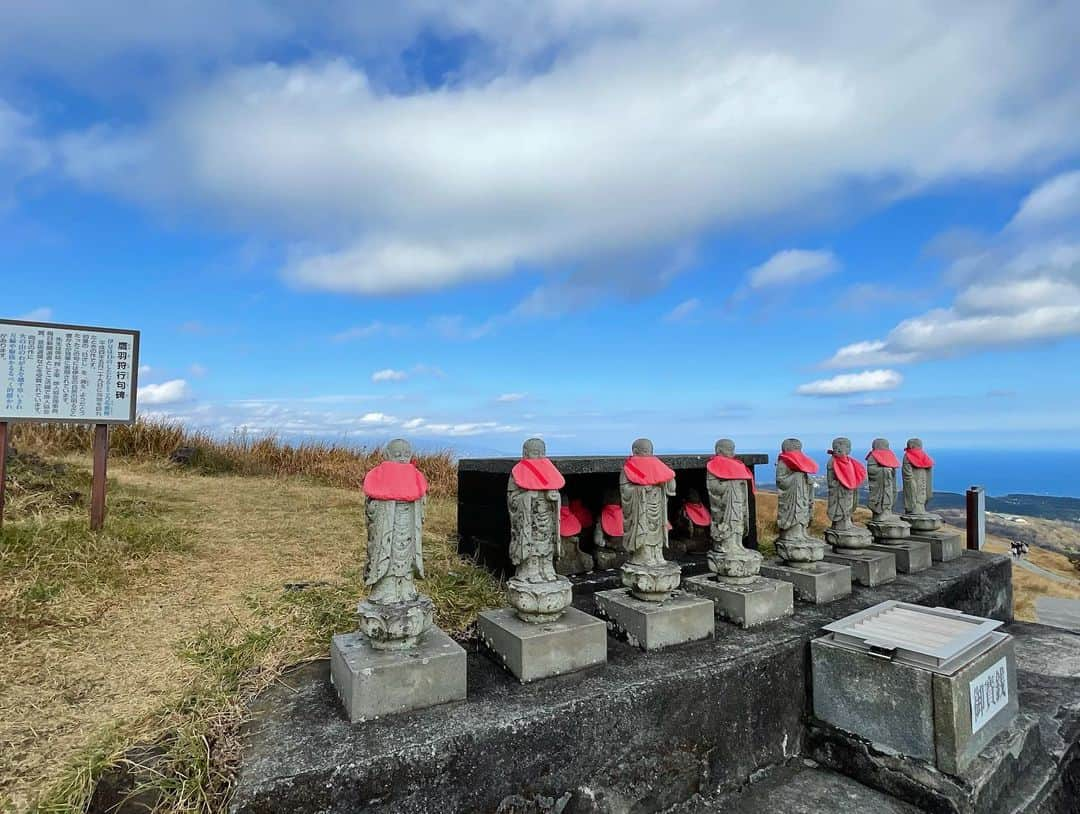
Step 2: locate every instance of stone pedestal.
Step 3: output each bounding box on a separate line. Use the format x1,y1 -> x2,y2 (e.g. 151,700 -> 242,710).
823,547 -> 897,587
760,559 -> 852,604
684,574 -> 794,628
866,517 -> 911,541
869,540 -> 932,573
330,628 -> 466,723
902,513 -> 943,533
594,547 -> 625,571
708,546 -> 763,579
824,526 -> 873,550
621,560 -> 681,602
507,576 -> 573,623
477,607 -> 606,683
910,529 -> 964,562
775,537 -> 825,564
594,589 -> 714,650
357,597 -> 434,651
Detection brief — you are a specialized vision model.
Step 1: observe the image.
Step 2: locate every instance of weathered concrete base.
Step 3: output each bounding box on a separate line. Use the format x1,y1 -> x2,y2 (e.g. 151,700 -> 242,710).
476,606 -> 606,683
684,574 -> 794,628
232,552 -> 1016,814
868,540 -> 932,573
329,628 -> 466,723
823,547 -> 897,587
910,529 -> 964,563
594,588 -> 714,650
760,560 -> 852,604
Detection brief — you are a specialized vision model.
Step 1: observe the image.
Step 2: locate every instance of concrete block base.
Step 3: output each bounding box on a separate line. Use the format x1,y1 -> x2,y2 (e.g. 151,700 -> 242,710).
329,627 -> 466,723
869,540 -> 932,573
760,559 -> 853,604
594,588 -> 714,650
684,574 -> 794,628
910,529 -> 964,562
476,606 -> 607,683
823,548 -> 897,587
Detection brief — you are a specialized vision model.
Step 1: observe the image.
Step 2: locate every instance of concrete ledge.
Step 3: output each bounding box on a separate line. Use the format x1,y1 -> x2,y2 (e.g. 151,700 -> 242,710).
232,551 -> 1012,814
477,606 -> 607,683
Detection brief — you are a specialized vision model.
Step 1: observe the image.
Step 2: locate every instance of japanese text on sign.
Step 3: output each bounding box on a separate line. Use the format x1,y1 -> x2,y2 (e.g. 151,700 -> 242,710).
0,320 -> 139,424
969,656 -> 1009,734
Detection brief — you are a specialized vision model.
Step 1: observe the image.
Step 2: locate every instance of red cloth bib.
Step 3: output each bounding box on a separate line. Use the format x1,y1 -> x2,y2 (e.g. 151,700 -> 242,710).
601,504 -> 624,537
707,455 -> 756,493
868,448 -> 900,468
684,502 -> 711,527
569,499 -> 593,528
905,447 -> 934,468
511,457 -> 566,490
778,450 -> 819,474
559,505 -> 582,537
363,461 -> 428,501
830,453 -> 867,490
623,455 -> 675,485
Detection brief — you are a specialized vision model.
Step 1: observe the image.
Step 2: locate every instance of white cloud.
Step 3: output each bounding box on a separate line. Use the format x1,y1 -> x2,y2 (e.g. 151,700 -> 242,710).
15,306 -> 53,321
57,3 -> 1080,295
139,379 -> 190,405
822,340 -> 918,369
371,368 -> 407,383
496,393 -> 527,403
1008,170 -> 1080,230
138,364 -> 152,375
663,298 -> 700,322
0,99 -> 49,203
189,363 -> 208,377
796,369 -> 903,397
747,250 -> 839,290
332,321 -> 408,342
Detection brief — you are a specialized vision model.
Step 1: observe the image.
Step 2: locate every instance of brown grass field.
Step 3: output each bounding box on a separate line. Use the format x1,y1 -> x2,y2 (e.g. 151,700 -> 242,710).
1,423 -> 1078,812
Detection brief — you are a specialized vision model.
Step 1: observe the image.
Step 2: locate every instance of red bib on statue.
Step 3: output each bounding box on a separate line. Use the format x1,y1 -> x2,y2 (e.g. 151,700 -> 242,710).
684,502 -> 710,527
778,450 -> 818,474
707,455 -> 755,492
868,448 -> 900,468
363,461 -> 428,501
905,448 -> 934,468
559,505 -> 582,537
569,499 -> 593,528
623,455 -> 675,485
830,454 -> 867,490
511,458 -> 566,490
601,504 -> 624,537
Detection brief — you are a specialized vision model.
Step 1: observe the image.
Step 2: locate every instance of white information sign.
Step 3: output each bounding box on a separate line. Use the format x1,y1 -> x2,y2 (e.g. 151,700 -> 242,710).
0,319 -> 140,424
969,656 -> 1009,734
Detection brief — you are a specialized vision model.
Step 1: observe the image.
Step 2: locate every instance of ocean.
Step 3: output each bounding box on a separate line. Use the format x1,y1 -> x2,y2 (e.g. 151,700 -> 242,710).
886,449 -> 1073,499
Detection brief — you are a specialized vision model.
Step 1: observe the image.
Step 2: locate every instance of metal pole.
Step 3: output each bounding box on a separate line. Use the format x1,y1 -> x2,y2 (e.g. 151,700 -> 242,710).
90,423 -> 109,531
0,421 -> 8,530
966,485 -> 985,551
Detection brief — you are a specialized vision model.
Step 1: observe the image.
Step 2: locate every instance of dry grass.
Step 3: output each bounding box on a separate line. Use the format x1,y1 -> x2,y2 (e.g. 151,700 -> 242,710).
10,418 -> 458,498
0,456 -> 503,813
981,534 -> 1080,622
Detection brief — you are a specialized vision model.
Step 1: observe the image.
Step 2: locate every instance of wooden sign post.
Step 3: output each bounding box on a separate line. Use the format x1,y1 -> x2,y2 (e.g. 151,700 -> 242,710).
0,319 -> 140,533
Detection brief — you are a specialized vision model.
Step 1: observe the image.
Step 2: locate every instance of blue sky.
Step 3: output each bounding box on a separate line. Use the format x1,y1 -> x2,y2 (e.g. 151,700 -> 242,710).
3,1 -> 1080,456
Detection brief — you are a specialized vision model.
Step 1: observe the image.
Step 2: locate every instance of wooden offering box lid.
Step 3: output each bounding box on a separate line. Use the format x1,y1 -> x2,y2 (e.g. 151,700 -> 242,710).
822,600 -> 1004,675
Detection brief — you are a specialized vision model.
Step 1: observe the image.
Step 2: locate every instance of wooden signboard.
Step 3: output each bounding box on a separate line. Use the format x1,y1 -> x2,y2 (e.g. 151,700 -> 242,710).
0,318 -> 141,530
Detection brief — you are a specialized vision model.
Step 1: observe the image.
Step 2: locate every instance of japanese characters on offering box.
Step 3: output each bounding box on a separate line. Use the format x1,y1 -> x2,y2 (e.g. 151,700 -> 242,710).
0,320 -> 139,424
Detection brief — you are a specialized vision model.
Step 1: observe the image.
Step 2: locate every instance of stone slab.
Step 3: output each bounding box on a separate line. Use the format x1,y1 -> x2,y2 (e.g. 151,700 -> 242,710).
476,606 -> 607,683
329,627 -> 466,724
868,540 -> 932,573
909,529 -> 964,563
760,560 -> 852,604
823,548 -> 897,587
684,574 -> 794,628
232,551 -> 1014,814
594,588 -> 714,650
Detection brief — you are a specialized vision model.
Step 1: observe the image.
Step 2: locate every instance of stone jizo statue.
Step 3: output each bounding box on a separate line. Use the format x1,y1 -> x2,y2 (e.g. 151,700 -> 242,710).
556,490 -> 595,576
705,438 -> 761,579
902,438 -> 942,532
621,438 -> 681,601
593,489 -> 626,570
507,438 -> 573,622
824,437 -> 872,550
775,438 -> 824,564
865,438 -> 911,540
358,438 -> 432,650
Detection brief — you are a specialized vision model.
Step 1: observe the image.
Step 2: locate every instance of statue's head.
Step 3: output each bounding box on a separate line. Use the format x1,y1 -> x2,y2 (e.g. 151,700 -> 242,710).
687,488 -> 702,502
386,438 -> 412,462
831,437 -> 852,456
631,437 -> 654,456
872,437 -> 890,450
522,437 -> 547,459
715,438 -> 736,457
907,437 -> 923,450
781,438 -> 803,452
